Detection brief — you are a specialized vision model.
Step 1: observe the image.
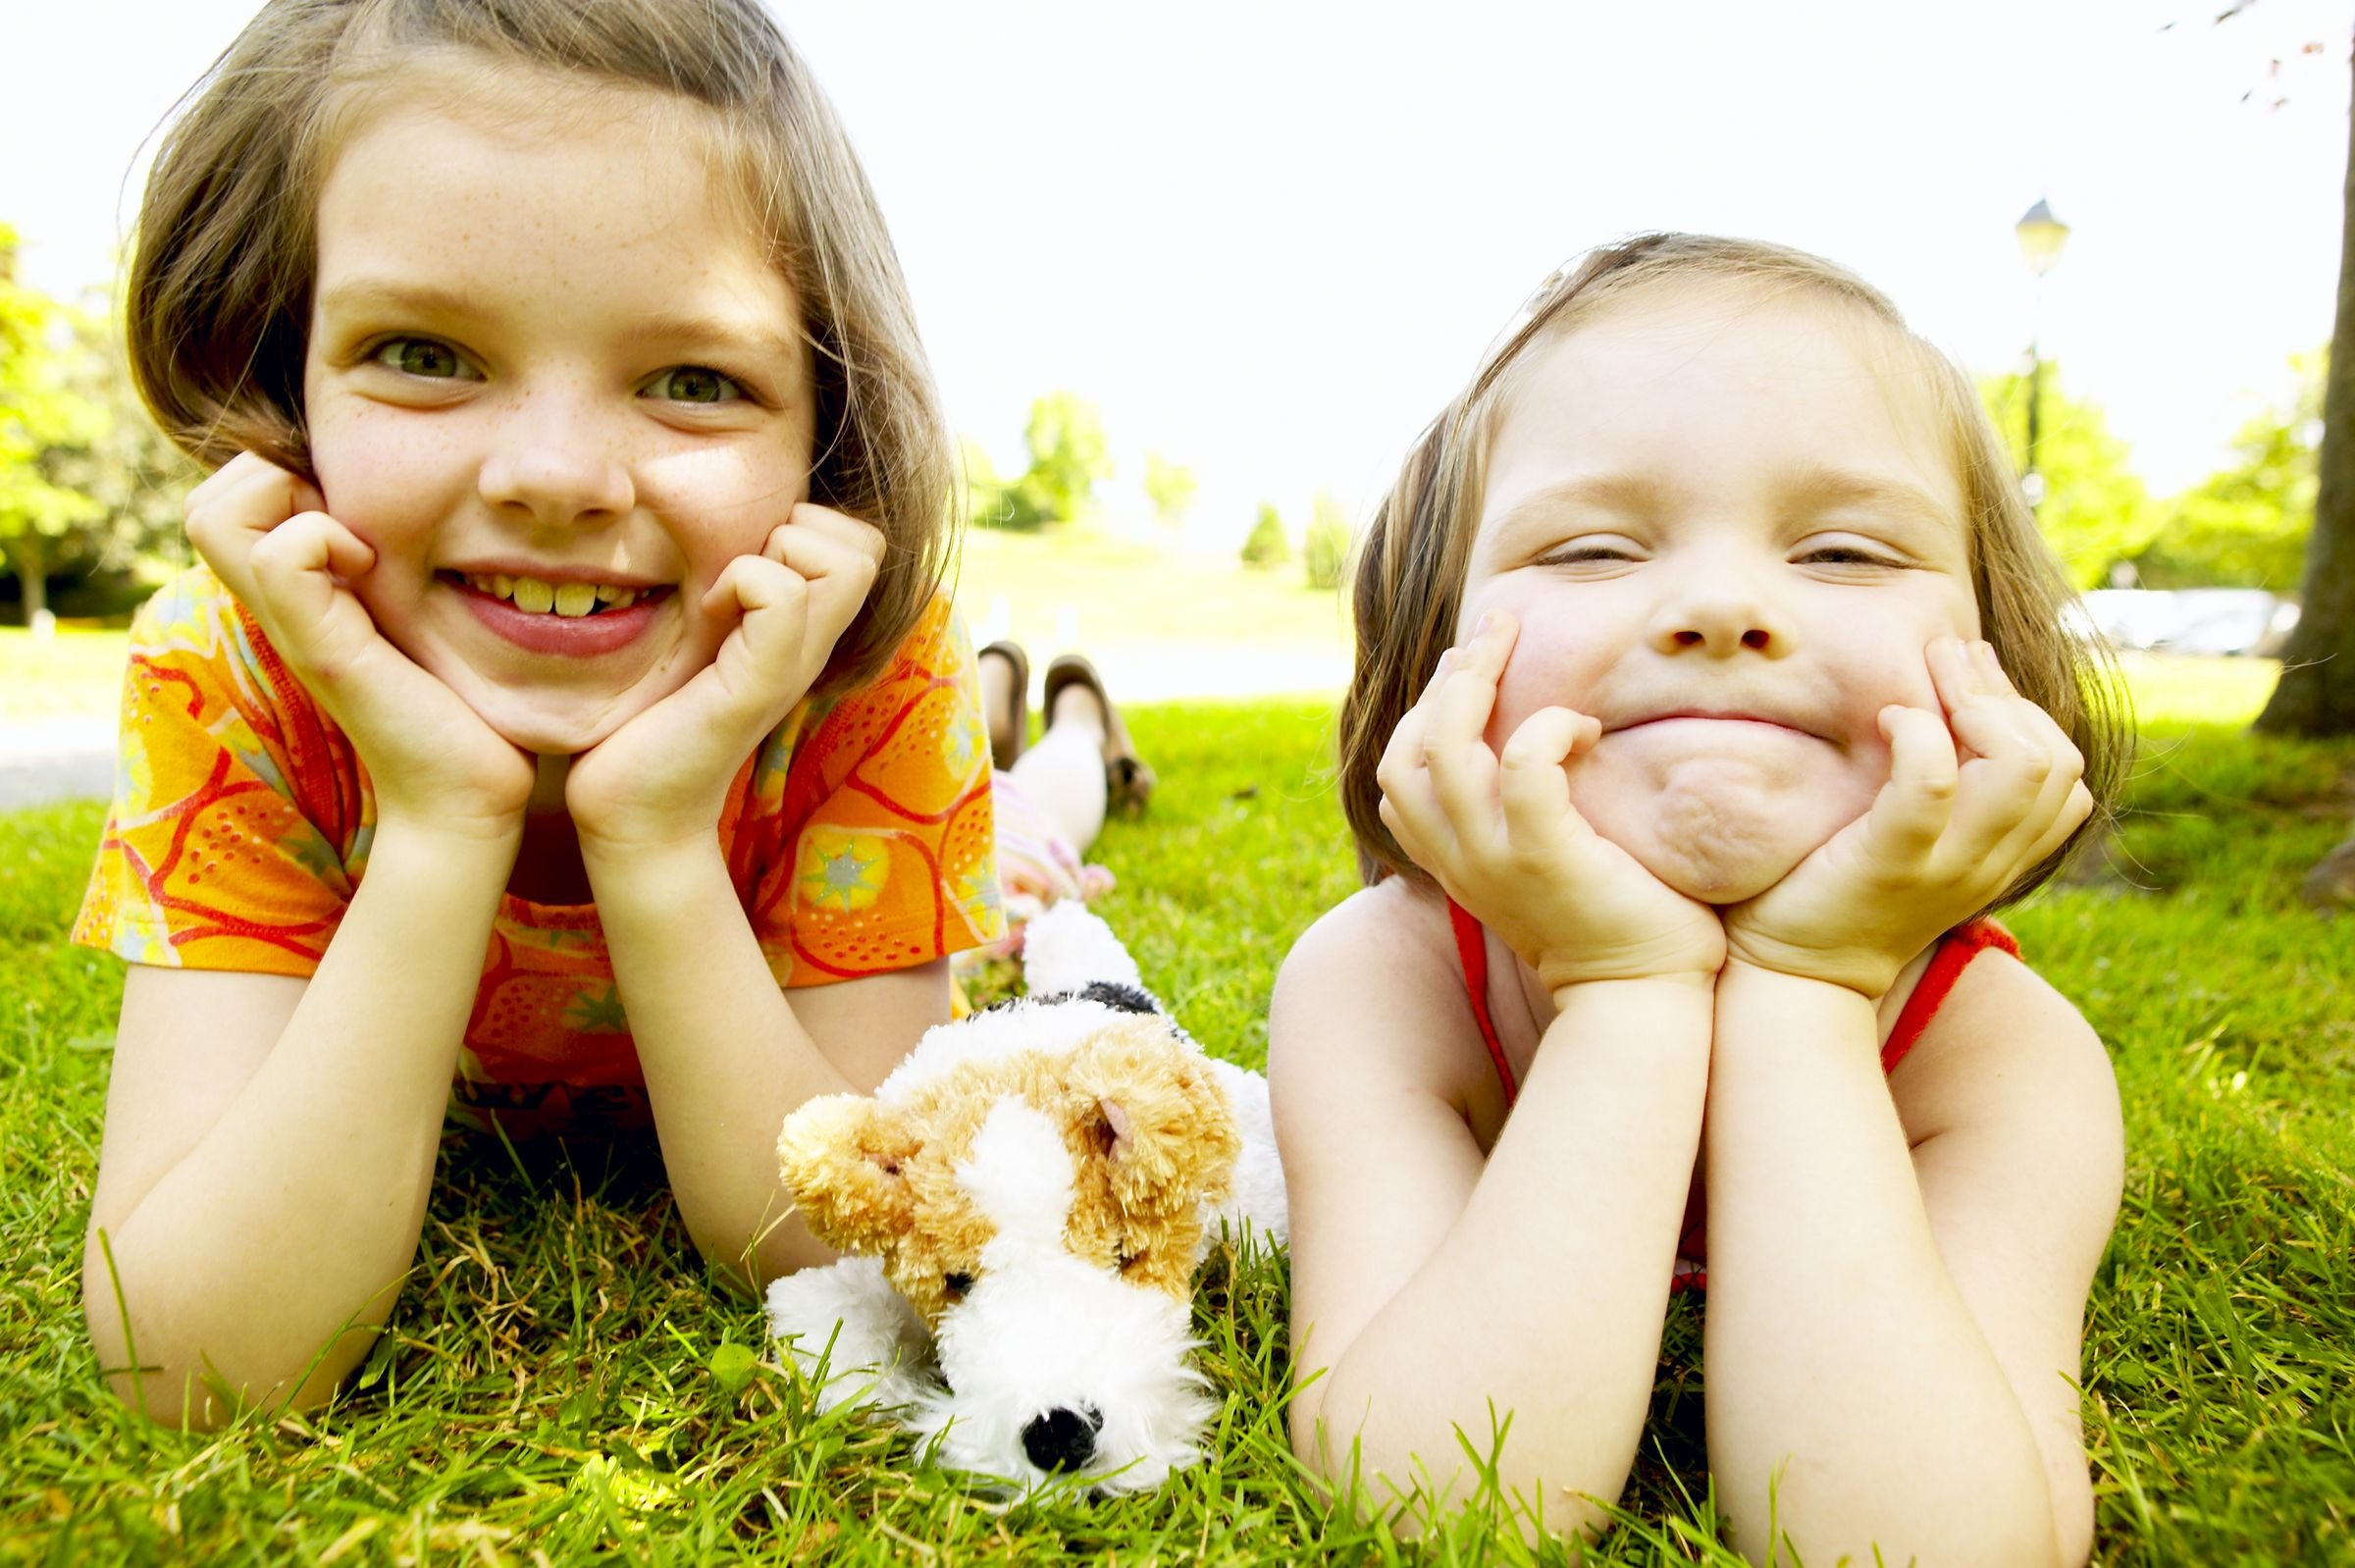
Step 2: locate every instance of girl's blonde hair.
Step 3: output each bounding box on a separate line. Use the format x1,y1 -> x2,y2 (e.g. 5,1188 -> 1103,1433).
1339,232 -> 2129,906
128,0 -> 951,697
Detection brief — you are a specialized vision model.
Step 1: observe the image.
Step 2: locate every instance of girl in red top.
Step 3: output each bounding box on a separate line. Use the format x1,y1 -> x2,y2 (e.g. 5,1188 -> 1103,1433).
1272,235 -> 2130,1564
76,0 -> 1007,1429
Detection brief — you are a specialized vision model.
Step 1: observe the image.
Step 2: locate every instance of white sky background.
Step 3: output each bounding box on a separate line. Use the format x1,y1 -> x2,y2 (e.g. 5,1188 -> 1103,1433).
4,1 -> 2349,545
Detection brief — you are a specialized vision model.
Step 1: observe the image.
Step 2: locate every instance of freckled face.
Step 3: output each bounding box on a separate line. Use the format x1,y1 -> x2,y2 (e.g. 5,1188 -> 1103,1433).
1459,290 -> 1982,903
302,74 -> 814,756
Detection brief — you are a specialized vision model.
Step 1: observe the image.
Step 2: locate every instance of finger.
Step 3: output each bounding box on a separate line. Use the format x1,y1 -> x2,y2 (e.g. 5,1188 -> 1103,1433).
1495,706 -> 1601,860
1944,695 -> 2060,860
1857,704 -> 1959,866
763,510 -> 884,638
1421,612 -> 1516,840
186,455 -> 329,590
1984,726 -> 2090,874
778,502 -> 889,567
245,512 -> 377,624
1378,658 -> 1456,868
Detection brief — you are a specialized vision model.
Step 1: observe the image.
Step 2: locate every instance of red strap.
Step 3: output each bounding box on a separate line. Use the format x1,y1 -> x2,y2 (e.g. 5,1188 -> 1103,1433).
1880,918 -> 2018,1074
1445,897 -> 1519,1105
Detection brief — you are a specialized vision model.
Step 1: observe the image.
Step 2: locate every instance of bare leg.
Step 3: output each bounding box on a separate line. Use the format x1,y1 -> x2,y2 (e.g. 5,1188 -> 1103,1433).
1009,682 -> 1109,857
978,646 -> 1021,769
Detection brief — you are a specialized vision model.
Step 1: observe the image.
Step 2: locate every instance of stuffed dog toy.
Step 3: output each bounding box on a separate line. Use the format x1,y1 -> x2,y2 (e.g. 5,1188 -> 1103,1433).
764,903 -> 1285,1492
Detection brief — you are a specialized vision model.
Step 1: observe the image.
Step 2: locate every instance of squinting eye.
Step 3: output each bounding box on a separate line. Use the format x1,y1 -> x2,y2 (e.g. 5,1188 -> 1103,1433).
1803,547 -> 1901,567
645,366 -> 743,404
373,338 -> 469,379
942,1271 -> 974,1300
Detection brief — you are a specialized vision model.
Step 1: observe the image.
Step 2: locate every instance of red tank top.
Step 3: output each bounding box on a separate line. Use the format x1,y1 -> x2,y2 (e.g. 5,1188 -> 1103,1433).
1444,900 -> 2018,1290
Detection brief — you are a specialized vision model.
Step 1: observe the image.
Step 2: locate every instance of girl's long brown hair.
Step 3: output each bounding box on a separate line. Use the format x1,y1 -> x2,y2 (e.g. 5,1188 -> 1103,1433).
1338,233 -> 2130,908
129,0 -> 952,698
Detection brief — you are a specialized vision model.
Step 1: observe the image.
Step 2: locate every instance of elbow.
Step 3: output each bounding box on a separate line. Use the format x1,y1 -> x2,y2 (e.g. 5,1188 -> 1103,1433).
80,1232 -> 374,1433
1288,1381 -> 1623,1547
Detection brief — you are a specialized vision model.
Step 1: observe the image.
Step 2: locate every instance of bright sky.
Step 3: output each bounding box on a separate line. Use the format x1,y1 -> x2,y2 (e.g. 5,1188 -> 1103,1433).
5,1 -> 2348,542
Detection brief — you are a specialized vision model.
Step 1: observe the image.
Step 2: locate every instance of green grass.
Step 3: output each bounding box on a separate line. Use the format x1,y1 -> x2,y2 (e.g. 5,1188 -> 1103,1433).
0,629 -> 131,723
3,662 -> 2352,1562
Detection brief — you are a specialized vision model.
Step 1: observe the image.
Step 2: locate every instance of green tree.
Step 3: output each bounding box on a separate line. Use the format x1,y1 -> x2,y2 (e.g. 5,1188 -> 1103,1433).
1001,391 -> 1110,529
1302,491 -> 1350,590
1978,365 -> 2155,589
0,227 -> 108,623
2134,350 -> 2321,591
1240,502 -> 1288,569
1143,450 -> 1197,530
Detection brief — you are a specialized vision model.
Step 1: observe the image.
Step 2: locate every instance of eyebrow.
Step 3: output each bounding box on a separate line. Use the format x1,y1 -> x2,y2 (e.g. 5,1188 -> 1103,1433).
1490,466 -> 1957,535
1774,463 -> 1959,533
313,279 -> 803,361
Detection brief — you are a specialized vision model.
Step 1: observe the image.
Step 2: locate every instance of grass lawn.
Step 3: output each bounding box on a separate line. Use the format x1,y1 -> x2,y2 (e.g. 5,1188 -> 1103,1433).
2,657 -> 2350,1562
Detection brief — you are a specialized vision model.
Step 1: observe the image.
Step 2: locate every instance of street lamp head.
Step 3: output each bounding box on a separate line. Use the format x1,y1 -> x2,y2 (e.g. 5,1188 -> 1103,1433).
2015,199 -> 2070,278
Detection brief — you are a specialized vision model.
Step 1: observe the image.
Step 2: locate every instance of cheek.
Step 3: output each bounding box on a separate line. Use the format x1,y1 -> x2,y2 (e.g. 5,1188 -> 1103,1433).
307,408 -> 457,557
636,446 -> 807,580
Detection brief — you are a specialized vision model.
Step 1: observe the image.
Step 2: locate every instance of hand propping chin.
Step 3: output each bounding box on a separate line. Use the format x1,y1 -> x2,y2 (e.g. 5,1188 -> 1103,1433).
1721,638 -> 2092,996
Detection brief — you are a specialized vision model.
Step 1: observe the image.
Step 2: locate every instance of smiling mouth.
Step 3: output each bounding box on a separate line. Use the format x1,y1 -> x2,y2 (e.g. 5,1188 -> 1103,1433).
444,571 -> 667,618
1613,712 -> 1820,739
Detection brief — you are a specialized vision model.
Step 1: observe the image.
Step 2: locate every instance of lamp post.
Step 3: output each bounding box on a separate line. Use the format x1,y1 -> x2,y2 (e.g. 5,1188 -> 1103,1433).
2015,199 -> 2071,514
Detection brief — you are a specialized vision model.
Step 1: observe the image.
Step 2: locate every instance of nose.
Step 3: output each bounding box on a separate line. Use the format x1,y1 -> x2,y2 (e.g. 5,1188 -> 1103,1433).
476,386 -> 634,530
1020,1405 -> 1104,1473
1648,550 -> 1791,657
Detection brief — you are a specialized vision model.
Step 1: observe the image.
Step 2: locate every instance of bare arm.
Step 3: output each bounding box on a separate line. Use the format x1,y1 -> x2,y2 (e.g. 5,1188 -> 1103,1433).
583,835 -> 947,1291
82,453 -> 550,1426
1702,955 -> 2119,1567
81,819 -> 518,1428
1274,889 -> 1711,1539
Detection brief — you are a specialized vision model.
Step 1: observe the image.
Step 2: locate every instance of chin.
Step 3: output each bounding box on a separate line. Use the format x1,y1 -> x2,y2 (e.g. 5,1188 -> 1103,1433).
1645,848 -> 1794,907
463,692 -> 635,758
1613,817 -> 1829,907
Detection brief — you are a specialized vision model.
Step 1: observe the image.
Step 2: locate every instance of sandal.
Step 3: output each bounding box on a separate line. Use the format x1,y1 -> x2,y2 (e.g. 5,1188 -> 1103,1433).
1042,653 -> 1156,817
977,640 -> 1028,771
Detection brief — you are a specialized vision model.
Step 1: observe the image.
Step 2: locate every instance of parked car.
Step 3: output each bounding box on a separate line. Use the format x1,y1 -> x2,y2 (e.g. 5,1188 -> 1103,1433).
2072,589 -> 2300,657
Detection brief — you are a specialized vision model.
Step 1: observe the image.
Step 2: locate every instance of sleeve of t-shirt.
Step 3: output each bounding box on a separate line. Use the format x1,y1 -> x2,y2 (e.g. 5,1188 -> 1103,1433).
742,595 -> 1005,987
71,567 -> 368,976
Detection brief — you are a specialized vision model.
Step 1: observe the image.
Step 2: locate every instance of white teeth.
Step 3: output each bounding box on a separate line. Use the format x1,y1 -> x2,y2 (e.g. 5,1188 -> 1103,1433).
461,572 -> 647,615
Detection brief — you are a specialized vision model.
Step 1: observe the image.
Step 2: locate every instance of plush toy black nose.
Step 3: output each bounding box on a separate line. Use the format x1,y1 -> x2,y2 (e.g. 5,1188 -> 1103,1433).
1020,1405 -> 1103,1473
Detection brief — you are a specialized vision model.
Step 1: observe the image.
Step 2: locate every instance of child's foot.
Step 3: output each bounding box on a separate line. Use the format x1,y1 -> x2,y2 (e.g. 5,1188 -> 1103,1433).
1042,653 -> 1155,817
978,641 -> 1028,770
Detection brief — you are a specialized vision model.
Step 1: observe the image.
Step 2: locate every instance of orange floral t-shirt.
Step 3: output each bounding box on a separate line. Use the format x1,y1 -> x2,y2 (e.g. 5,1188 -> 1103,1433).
73,567 -> 1005,1134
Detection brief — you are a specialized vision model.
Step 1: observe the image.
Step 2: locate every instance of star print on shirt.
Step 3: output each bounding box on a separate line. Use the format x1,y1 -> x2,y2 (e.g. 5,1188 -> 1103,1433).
797,828 -> 889,913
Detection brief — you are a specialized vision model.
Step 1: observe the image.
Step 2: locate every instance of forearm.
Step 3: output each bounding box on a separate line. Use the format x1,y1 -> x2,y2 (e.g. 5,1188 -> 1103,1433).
83,820 -> 512,1426
1703,961 -> 2056,1567
585,842 -> 852,1291
1309,975 -> 1711,1536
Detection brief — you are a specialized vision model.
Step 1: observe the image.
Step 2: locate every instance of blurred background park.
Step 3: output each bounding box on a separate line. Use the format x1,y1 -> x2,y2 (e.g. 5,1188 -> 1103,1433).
4,3 -> 2355,1560
6,2 -> 2355,755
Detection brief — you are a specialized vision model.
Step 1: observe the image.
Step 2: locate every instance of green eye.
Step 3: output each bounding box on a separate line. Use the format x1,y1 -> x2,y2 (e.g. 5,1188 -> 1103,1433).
646,366 -> 742,404
374,338 -> 468,379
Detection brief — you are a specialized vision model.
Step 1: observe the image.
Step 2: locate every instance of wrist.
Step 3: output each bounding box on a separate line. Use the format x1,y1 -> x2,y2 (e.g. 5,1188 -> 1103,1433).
1719,924 -> 1905,999
1547,968 -> 1718,1014
577,831 -> 730,905
368,810 -> 523,876
1717,954 -> 1888,1004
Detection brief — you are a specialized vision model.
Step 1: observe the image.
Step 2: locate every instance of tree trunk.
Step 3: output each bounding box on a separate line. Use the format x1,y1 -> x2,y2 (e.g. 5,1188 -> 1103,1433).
2257,38 -> 2355,736
15,532 -> 45,625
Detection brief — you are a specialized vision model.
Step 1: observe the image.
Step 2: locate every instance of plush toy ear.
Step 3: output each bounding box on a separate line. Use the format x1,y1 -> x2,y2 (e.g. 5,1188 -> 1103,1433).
775,1094 -> 920,1256
1070,1020 -> 1240,1220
